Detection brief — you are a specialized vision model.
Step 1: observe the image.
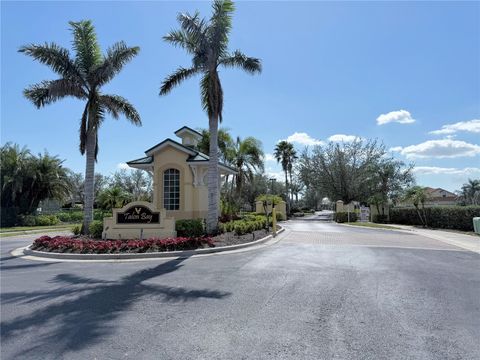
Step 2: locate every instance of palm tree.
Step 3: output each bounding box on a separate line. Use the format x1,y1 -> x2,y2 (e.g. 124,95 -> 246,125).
461,179 -> 480,205
197,128 -> 235,164
274,140 -> 295,212
160,0 -> 262,233
20,20 -> 141,234
404,186 -> 430,227
97,186 -> 132,211
231,136 -> 264,196
287,147 -> 298,203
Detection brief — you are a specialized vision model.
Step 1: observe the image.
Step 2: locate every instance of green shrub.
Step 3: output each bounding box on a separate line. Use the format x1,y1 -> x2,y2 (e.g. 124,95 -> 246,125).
390,206 -> 480,231
35,215 -> 60,226
18,214 -> 37,226
175,219 -> 205,237
372,214 -> 389,224
234,222 -> 247,236
275,212 -> 284,221
335,212 -> 357,223
72,224 -> 82,235
94,210 -> 112,221
57,211 -> 84,223
89,220 -> 104,239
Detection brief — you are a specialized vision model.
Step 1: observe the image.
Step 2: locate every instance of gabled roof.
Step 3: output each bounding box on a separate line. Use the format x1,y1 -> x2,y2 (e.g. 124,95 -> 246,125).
174,126 -> 202,138
127,137 -> 236,174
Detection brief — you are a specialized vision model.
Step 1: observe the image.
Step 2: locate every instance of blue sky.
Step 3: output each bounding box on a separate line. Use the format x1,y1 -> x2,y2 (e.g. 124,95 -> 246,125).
1,1 -> 479,192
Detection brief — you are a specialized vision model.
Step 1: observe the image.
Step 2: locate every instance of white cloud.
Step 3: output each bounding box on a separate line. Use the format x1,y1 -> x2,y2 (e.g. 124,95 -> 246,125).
265,168 -> 284,181
390,139 -> 480,158
376,110 -> 415,125
117,162 -> 130,170
429,119 -> 480,135
412,166 -> 480,176
264,153 -> 276,162
328,134 -> 360,142
284,132 -> 324,146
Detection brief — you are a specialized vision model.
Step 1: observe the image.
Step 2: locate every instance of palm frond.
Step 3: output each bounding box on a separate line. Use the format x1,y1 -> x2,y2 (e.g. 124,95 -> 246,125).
18,43 -> 83,81
220,50 -> 262,74
177,11 -> 207,42
79,103 -> 89,155
69,20 -> 102,74
92,41 -> 140,86
99,94 -> 141,126
163,29 -> 197,53
160,66 -> 198,95
200,71 -> 223,121
208,0 -> 235,56
23,79 -> 86,108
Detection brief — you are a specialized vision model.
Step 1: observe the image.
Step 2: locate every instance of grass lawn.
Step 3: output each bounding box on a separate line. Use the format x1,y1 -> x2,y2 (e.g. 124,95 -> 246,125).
344,222 -> 402,230
0,224 -> 76,237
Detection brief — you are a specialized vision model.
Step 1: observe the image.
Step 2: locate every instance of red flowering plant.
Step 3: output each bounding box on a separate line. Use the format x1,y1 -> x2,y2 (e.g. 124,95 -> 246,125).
31,236 -> 215,254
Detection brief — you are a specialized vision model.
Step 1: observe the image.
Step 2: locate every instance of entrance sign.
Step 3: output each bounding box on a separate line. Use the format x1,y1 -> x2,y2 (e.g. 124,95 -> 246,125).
116,205 -> 160,224
103,201 -> 175,239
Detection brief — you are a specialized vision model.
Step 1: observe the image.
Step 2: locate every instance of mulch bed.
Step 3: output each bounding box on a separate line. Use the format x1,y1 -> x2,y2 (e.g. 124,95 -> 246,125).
212,226 -> 280,247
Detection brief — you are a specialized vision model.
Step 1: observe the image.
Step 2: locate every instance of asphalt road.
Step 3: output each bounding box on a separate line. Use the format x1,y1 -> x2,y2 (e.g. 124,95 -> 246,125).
1,221 -> 479,360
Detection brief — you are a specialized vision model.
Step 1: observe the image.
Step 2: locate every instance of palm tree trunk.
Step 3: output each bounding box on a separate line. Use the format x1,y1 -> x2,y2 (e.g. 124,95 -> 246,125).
82,130 -> 96,234
289,170 -> 293,205
284,171 -> 289,215
206,115 -> 219,234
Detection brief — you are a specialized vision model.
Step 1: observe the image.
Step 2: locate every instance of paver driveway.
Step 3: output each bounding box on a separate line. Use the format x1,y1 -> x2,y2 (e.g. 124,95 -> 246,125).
1,221 -> 479,360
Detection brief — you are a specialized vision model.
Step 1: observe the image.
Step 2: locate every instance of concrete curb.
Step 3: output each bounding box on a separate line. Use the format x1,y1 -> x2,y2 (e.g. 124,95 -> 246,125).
21,227 -> 285,261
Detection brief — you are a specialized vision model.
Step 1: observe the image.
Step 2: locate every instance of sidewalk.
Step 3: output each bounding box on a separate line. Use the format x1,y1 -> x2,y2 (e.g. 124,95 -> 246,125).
392,224 -> 480,254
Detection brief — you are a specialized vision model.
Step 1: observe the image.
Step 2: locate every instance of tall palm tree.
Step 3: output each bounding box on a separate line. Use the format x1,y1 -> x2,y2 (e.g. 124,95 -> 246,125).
197,128 -> 235,164
231,136 -> 264,196
287,146 -> 298,203
274,140 -> 295,211
160,0 -> 262,233
20,20 -> 141,234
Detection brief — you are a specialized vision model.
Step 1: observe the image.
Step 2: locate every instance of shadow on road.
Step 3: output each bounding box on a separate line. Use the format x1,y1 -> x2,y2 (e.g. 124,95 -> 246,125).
1,257 -> 231,358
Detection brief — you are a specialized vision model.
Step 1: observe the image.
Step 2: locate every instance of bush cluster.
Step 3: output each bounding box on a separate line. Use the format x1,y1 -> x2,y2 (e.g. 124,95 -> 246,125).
57,211 -> 84,223
175,219 -> 205,238
17,214 -> 60,227
32,235 -> 215,254
335,212 -> 358,223
89,220 -> 104,238
390,206 -> 480,231
372,214 -> 389,224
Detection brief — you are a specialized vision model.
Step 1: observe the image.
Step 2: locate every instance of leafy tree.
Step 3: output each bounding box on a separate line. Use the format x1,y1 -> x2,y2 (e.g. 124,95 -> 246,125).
160,0 -> 262,233
20,20 -> 141,234
299,139 -> 411,204
0,143 -> 70,218
110,169 -> 152,201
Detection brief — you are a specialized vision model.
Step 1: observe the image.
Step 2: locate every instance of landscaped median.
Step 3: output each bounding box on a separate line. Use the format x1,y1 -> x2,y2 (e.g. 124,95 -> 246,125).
21,226 -> 284,260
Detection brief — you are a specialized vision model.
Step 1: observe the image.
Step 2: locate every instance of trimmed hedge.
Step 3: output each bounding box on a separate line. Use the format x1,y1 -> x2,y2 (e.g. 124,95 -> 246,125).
372,214 -> 389,224
390,206 -> 480,231
335,212 -> 357,223
175,219 -> 205,238
89,220 -> 104,239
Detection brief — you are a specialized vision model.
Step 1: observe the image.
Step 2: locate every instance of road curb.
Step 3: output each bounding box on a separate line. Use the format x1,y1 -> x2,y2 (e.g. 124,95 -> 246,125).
20,227 -> 285,261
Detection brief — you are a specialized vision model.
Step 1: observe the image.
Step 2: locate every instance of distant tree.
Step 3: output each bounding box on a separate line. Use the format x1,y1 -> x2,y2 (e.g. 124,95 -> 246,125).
274,141 -> 296,212
160,0 -> 262,233
66,171 -> 84,206
97,186 -> 132,210
20,20 -> 141,234
110,169 -> 152,201
299,139 -> 411,205
460,179 -> 480,205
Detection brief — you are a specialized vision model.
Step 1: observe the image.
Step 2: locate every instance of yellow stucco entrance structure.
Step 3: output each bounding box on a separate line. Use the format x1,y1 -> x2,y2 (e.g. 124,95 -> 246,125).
126,126 -> 236,221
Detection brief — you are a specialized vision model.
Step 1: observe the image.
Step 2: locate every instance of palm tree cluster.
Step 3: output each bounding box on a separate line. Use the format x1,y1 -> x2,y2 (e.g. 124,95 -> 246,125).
20,0 -> 261,234
0,143 -> 70,225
